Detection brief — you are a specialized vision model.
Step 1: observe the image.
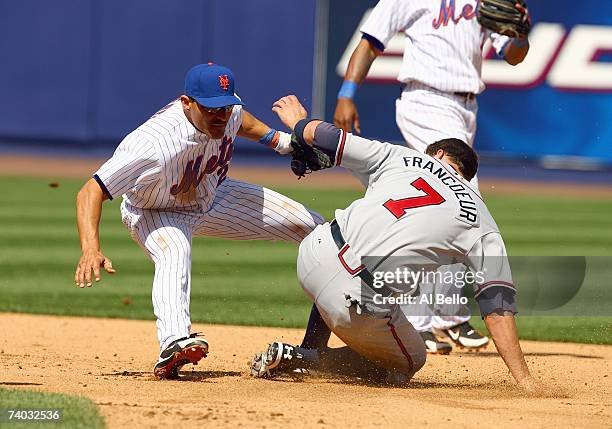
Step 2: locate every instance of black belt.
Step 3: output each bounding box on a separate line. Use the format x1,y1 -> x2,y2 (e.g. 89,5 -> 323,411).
330,219 -> 394,298
454,91 -> 476,101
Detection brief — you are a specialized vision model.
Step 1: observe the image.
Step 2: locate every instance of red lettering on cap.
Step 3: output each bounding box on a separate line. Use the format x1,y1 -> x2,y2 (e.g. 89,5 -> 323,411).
219,75 -> 230,91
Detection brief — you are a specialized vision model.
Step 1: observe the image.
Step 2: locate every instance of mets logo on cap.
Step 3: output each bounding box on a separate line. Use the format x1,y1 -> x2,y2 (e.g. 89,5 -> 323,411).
219,75 -> 230,91
184,63 -> 244,108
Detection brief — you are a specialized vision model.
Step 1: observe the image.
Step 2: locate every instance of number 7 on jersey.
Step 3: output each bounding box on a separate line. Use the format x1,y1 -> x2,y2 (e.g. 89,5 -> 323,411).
383,177 -> 446,219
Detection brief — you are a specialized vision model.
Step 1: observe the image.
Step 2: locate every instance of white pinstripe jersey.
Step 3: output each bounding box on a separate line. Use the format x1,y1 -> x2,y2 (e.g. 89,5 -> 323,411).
95,99 -> 242,212
334,131 -> 514,296
361,0 -> 510,94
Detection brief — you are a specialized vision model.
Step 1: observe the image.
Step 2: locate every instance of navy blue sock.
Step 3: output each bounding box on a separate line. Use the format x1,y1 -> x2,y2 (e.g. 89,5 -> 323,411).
295,347 -> 320,367
300,304 -> 332,349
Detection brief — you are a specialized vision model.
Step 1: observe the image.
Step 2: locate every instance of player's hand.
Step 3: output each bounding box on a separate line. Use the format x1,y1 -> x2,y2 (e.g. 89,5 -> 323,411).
75,248 -> 116,288
517,376 -> 543,395
272,95 -> 308,131
334,98 -> 361,134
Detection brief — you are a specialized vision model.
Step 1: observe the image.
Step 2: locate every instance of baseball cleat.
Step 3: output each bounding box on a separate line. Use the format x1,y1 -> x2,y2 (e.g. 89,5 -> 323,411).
250,341 -> 307,379
153,333 -> 209,379
419,331 -> 452,355
441,322 -> 489,351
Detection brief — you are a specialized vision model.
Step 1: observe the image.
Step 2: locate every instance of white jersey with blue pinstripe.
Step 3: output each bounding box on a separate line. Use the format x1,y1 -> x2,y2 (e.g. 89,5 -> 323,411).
94,99 -> 240,212
361,0 -> 510,94
93,98 -> 325,351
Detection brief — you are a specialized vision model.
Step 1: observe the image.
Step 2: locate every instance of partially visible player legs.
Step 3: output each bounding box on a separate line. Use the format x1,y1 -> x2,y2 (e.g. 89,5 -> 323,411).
251,223 -> 427,382
401,281 -> 452,355
121,203 -> 209,378
395,87 -> 487,351
123,205 -> 194,348
300,304 -> 332,349
194,177 -> 324,242
121,177 -> 324,378
396,86 -> 479,187
251,340 -> 391,382
396,87 -> 476,150
430,264 -> 489,350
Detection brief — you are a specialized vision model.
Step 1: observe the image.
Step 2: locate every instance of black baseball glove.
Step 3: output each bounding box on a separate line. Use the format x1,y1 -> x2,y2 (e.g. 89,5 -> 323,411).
290,132 -> 334,178
477,0 -> 531,39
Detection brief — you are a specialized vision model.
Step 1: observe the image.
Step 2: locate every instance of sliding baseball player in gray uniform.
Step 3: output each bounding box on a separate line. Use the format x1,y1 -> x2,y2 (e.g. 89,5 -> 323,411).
333,0 -> 531,354
251,96 -> 539,391
74,65 -> 323,379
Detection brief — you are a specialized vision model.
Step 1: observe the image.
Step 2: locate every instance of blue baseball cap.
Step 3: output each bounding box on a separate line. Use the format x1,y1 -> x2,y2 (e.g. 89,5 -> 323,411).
184,63 -> 244,108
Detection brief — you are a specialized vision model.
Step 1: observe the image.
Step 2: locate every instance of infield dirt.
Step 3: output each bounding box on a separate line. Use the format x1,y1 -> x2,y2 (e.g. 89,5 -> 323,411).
1,313 -> 610,428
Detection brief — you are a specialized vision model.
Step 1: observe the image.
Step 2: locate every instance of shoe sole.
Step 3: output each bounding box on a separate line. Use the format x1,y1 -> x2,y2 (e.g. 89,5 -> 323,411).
249,353 -> 270,378
251,343 -> 308,380
454,343 -> 489,353
425,346 -> 452,355
439,333 -> 489,352
264,342 -> 283,370
249,342 -> 283,379
154,343 -> 208,379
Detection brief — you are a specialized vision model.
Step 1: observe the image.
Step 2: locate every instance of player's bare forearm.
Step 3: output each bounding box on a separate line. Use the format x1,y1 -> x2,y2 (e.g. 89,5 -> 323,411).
503,38 -> 530,65
238,110 -> 293,154
76,179 -> 105,251
344,39 -> 381,83
334,39 -> 380,134
75,179 -> 115,287
237,110 -> 272,142
484,312 -> 537,390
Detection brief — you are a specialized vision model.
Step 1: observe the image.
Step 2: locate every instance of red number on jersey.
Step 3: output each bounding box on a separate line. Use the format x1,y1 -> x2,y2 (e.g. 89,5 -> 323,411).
383,177 -> 445,219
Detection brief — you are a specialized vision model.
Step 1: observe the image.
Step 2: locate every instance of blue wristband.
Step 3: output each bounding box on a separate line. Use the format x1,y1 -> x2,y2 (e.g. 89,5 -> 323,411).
259,129 -> 276,146
338,80 -> 358,99
512,38 -> 529,48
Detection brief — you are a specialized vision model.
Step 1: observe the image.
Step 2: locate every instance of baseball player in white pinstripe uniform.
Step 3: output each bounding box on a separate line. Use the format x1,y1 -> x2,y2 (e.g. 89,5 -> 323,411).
251,96 -> 540,393
74,63 -> 323,379
331,0 -> 531,353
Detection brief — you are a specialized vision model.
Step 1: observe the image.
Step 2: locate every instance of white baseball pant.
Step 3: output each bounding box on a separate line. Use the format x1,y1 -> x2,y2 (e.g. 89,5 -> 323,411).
120,177 -> 325,350
297,222 -> 427,378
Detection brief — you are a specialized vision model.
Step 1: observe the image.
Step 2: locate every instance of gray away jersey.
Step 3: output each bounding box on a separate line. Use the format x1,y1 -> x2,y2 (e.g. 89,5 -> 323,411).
94,99 -> 242,212
332,130 -> 514,299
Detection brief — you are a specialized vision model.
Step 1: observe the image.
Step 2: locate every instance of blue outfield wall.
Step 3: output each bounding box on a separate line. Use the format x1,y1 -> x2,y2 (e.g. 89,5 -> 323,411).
323,0 -> 612,166
0,0 -> 611,167
0,0 -> 316,151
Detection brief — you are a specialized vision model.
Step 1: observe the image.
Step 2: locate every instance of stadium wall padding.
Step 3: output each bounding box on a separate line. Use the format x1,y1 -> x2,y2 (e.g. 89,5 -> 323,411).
0,0 -> 316,149
1,0 -> 611,164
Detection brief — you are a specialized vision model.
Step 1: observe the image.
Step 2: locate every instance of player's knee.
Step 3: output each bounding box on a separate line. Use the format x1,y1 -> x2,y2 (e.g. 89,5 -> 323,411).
392,345 -> 426,380
148,244 -> 191,269
411,345 -> 427,374
298,211 -> 324,236
393,337 -> 427,377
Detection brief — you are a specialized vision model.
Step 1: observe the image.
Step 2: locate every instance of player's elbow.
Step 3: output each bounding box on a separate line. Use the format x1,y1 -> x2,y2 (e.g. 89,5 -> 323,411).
357,38 -> 382,61
76,179 -> 105,207
76,184 -> 90,209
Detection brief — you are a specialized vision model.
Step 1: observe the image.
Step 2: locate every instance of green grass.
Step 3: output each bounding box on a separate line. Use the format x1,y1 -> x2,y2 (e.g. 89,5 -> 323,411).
0,176 -> 610,344
0,388 -> 104,429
